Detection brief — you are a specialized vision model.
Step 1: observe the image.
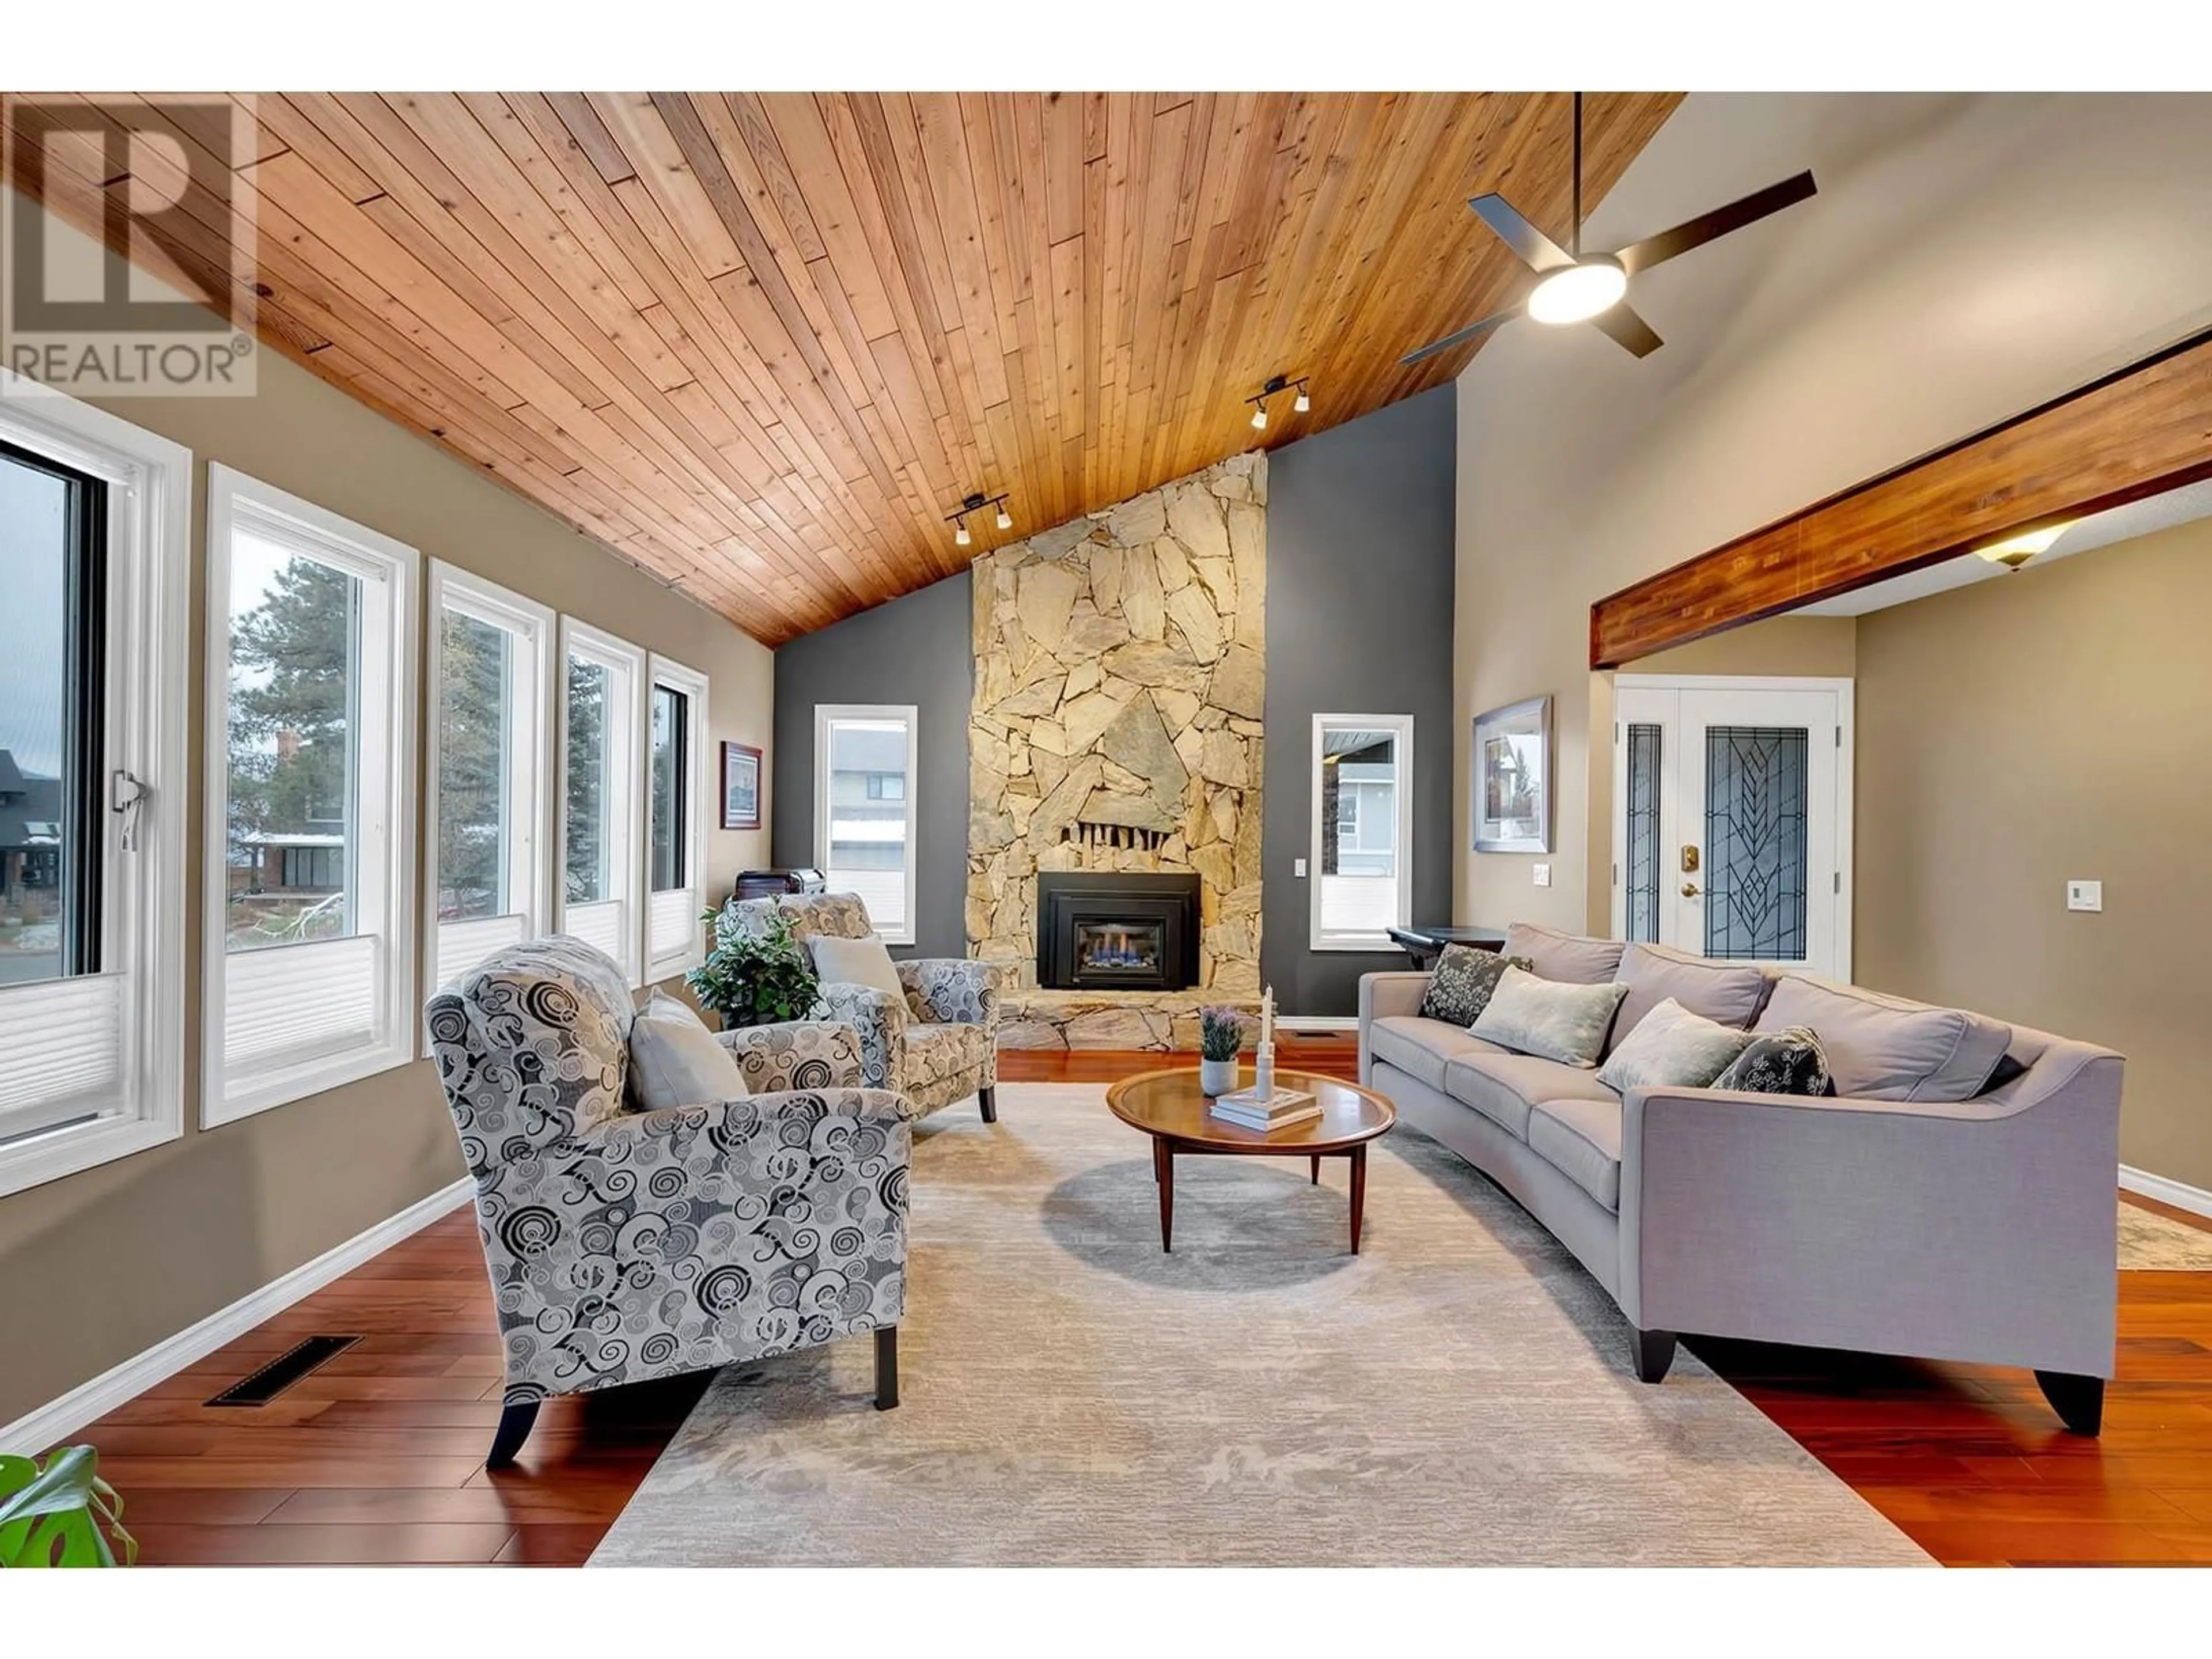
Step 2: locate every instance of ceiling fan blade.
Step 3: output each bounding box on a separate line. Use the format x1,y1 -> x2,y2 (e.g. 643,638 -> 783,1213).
1467,194 -> 1575,274
1615,172 -> 1817,276
1592,301 -> 1662,358
1399,303 -> 1524,367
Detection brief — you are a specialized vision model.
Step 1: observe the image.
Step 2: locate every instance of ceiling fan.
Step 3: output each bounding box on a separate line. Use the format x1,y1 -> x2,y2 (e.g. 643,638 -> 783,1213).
1402,94 -> 1817,365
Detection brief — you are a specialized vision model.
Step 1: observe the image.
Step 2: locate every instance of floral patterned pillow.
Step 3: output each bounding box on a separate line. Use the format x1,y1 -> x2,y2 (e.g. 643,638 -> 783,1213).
1418,945 -> 1533,1028
1712,1025 -> 1836,1097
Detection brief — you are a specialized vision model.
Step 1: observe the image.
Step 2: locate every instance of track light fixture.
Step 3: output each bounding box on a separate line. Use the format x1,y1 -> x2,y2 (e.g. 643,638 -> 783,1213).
1245,374 -> 1310,433
946,490 -> 1010,550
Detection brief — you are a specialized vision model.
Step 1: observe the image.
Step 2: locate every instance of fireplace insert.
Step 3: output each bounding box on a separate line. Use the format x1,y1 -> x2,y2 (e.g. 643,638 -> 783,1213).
1035,872 -> 1200,991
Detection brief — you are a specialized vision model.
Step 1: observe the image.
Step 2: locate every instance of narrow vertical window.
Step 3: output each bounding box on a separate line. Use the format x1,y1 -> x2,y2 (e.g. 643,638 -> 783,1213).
427,564 -> 553,988
559,618 -> 644,983
814,704 -> 917,946
204,466 -> 418,1124
646,655 -> 709,977
1311,714 -> 1415,950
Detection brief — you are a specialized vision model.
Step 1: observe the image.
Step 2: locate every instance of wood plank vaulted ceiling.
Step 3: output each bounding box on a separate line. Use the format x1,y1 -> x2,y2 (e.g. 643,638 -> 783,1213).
7,92 -> 1679,644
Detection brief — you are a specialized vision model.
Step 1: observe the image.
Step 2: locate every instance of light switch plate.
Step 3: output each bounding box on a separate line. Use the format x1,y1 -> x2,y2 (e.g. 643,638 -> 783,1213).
2067,879 -> 2103,913
1293,857 -> 1308,878
1533,863 -> 1552,888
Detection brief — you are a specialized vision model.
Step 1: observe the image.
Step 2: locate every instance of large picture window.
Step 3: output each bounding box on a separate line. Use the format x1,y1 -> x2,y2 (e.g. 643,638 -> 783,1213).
646,654 -> 710,977
560,618 -> 646,984
815,704 -> 917,946
427,563 -> 554,988
0,375 -> 190,1196
1311,714 -> 1414,951
203,466 -> 418,1124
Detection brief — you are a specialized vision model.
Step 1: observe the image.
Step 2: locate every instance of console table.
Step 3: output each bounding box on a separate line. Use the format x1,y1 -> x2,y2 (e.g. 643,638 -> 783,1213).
1385,924 -> 1509,971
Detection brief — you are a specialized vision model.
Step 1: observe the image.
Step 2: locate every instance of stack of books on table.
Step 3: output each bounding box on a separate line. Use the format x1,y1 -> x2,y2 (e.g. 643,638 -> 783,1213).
1207,1084 -> 1320,1132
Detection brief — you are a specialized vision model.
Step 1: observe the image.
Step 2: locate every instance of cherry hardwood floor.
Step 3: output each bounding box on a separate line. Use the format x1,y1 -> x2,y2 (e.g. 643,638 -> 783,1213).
64,1036 -> 2212,1567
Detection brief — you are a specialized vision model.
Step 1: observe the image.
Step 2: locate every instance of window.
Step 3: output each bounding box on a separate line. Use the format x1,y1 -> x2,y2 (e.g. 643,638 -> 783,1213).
427,563 -> 554,989
203,465 -> 418,1124
559,618 -> 646,984
646,654 -> 710,977
0,374 -> 189,1196
1311,714 -> 1414,951
815,704 -> 917,946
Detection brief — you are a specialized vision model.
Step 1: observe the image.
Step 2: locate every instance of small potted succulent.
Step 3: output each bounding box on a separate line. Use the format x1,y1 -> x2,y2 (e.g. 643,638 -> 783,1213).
1197,1005 -> 1246,1097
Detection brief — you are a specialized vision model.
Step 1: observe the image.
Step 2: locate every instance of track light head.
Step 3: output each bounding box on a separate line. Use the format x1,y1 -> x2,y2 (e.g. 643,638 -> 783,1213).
1293,382 -> 1310,413
953,518 -> 971,547
1251,405 -> 1268,431
995,504 -> 1013,531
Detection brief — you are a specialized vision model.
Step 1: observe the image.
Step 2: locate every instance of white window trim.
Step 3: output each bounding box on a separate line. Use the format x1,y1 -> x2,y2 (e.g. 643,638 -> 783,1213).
646,653 -> 711,979
1309,713 -> 1415,953
424,561 -> 556,995
0,372 -> 190,1197
200,465 -> 419,1127
559,616 -> 649,987
813,703 -> 918,948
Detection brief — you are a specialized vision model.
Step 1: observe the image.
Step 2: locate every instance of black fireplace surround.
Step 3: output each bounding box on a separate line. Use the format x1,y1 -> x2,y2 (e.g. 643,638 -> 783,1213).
1035,872 -> 1200,991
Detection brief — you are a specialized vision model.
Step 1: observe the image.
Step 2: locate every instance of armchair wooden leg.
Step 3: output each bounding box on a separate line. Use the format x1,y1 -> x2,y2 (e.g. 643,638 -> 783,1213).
486,1399 -> 540,1468
874,1326 -> 900,1411
978,1085 -> 998,1124
1632,1328 -> 1678,1384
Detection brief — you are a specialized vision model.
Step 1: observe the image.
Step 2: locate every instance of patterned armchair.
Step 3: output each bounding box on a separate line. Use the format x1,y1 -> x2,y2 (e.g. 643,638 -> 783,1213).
425,934 -> 912,1468
722,891 -> 1003,1123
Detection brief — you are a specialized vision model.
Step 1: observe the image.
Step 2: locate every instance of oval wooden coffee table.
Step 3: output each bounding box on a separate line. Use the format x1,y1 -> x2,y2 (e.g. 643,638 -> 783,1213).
1104,1067 -> 1396,1255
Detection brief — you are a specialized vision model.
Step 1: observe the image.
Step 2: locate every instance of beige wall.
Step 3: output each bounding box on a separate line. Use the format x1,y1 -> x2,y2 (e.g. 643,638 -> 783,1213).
0,188 -> 774,1425
1626,615 -> 1857,680
1455,92 -> 2212,940
1855,516 -> 2212,1188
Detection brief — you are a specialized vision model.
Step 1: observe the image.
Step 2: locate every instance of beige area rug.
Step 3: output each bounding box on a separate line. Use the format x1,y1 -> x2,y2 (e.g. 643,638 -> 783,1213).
590,1083 -> 1931,1566
2120,1198 -> 2212,1270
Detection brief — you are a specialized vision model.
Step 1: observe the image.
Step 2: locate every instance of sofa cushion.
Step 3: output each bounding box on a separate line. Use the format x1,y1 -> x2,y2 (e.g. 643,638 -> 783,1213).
1369,1015 -> 1504,1092
1472,966 -> 1628,1068
628,991 -> 749,1113
1712,1024 -> 1836,1096
1756,975 -> 2012,1103
1418,944 -> 1531,1027
1597,997 -> 1755,1094
1442,1048 -> 1620,1142
1608,942 -> 1770,1051
1527,1097 -> 1623,1213
1503,922 -> 1626,985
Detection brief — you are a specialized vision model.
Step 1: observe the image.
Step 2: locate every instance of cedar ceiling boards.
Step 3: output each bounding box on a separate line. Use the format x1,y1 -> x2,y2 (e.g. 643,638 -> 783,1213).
5,92 -> 1679,644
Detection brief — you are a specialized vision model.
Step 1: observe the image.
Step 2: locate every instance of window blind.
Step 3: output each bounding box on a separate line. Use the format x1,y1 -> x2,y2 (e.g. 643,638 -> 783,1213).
563,897 -> 627,965
435,912 -> 531,990
224,934 -> 380,1075
648,888 -> 698,964
0,975 -> 125,1144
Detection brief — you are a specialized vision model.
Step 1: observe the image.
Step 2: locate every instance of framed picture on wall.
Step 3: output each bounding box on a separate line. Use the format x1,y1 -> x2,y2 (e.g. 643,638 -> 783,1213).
1472,696 -> 1552,853
721,741 -> 763,831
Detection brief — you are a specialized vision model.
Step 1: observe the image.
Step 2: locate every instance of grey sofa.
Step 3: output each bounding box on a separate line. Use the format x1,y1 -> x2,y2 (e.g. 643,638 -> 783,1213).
1359,923 -> 2123,1434
723,891 -> 1002,1122
426,935 -> 914,1467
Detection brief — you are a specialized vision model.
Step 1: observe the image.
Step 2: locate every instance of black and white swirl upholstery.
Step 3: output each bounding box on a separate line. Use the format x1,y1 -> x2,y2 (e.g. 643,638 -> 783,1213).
724,892 -> 1005,1123
425,934 -> 913,1467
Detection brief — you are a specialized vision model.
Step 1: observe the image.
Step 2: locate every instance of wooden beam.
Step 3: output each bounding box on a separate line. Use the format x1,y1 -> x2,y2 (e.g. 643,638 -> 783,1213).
1590,328 -> 2212,668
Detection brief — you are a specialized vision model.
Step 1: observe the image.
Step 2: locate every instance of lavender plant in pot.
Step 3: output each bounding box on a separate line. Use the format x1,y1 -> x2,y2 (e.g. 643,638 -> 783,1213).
1198,1005 -> 1245,1096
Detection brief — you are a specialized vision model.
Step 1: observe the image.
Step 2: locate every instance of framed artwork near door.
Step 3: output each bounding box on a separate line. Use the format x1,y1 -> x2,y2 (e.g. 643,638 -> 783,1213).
1472,695 -> 1552,853
721,741 -> 763,831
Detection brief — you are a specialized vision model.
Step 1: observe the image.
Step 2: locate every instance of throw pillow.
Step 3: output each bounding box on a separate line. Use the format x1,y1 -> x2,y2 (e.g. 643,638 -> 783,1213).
1418,945 -> 1533,1027
628,990 -> 749,1113
1597,997 -> 1756,1094
809,931 -> 906,1002
1501,921 -> 1626,985
1471,966 -> 1629,1069
1712,1025 -> 1836,1097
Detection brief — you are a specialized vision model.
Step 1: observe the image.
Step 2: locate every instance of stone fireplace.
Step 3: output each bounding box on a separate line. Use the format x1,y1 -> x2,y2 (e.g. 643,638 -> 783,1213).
967,452 -> 1266,1048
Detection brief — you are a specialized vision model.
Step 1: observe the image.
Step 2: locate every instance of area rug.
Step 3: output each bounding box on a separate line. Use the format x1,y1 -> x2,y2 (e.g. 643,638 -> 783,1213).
589,1083 -> 1931,1566
2120,1198 -> 2212,1270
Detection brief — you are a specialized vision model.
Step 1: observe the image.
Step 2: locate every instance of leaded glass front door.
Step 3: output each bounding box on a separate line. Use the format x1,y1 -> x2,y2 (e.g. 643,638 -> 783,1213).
1612,679 -> 1849,980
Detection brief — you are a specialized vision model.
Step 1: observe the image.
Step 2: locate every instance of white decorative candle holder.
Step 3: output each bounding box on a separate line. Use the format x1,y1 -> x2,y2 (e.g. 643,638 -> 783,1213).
1253,1044 -> 1276,1101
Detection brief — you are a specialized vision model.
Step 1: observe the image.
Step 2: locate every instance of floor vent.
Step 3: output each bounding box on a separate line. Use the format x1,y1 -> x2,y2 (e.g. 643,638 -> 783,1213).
206,1334 -> 362,1407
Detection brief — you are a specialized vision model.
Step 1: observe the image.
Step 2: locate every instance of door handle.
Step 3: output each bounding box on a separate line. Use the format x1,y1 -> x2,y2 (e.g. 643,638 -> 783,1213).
1681,882 -> 1702,898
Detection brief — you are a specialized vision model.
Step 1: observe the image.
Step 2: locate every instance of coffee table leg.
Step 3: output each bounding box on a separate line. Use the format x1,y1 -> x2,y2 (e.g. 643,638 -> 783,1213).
1158,1141 -> 1175,1253
1309,1154 -> 1320,1185
1349,1145 -> 1367,1255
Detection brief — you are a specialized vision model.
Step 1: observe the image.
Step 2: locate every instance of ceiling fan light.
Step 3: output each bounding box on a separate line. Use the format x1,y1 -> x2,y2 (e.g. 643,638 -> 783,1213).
1527,257 -> 1628,326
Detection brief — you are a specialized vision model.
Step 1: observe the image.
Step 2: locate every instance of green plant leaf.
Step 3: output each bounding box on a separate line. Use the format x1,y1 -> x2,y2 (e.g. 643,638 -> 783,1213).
0,1446 -> 134,1568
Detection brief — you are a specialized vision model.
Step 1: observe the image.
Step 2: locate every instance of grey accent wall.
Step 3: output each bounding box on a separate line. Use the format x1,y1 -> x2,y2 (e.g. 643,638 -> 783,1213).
772,570 -> 972,958
1262,385 -> 1457,1017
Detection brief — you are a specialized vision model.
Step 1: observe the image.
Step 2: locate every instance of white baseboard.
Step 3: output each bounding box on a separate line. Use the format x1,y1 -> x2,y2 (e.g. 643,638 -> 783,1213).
1280,1016 -> 1358,1034
0,1176 -> 474,1456
2120,1163 -> 2212,1221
